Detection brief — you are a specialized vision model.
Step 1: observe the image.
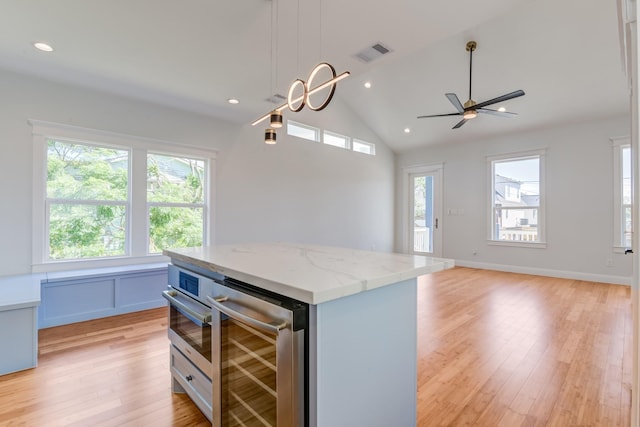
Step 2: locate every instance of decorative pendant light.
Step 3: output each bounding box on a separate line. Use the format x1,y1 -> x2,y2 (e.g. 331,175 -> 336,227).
270,110 -> 283,128
252,0 -> 349,136
265,128 -> 277,144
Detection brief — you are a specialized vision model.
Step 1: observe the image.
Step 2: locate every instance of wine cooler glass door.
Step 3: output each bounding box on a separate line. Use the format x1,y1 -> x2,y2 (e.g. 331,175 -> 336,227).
208,291 -> 297,427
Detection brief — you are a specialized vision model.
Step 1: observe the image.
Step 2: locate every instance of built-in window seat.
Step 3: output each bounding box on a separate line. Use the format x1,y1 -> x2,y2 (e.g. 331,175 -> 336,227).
39,263 -> 169,328
0,263 -> 169,376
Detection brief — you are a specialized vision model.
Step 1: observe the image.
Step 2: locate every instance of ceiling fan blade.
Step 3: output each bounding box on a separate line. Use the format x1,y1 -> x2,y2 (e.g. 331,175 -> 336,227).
452,118 -> 467,129
470,90 -> 525,110
417,112 -> 462,119
477,108 -> 518,117
445,93 -> 464,113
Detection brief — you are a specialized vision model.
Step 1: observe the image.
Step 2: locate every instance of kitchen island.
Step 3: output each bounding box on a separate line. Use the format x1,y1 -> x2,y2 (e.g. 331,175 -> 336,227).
165,243 -> 454,427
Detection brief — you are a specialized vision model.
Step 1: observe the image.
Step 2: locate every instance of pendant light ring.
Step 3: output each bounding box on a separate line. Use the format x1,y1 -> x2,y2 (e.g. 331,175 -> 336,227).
287,79 -> 306,112
305,62 -> 337,111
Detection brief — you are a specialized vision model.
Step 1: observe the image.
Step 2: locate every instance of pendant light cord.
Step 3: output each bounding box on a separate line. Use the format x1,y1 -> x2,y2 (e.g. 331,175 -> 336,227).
319,0 -> 323,62
296,0 -> 300,75
275,0 -> 279,96
270,0 -> 274,99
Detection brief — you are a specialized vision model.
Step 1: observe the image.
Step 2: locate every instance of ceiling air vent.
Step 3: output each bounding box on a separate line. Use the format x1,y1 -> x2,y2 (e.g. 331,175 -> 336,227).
266,93 -> 286,104
354,42 -> 392,63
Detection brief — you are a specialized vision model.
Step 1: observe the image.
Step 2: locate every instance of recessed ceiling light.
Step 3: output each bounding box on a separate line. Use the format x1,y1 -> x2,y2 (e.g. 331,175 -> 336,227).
33,42 -> 53,52
404,128 -> 411,133
497,106 -> 506,112
227,98 -> 240,104
364,81 -> 372,89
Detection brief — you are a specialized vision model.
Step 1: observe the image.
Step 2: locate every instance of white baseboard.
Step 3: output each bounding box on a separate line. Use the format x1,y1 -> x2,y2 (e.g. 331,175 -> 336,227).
455,260 -> 632,286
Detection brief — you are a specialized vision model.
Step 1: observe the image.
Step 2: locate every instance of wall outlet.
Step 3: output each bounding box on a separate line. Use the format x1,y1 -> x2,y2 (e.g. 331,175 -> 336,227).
605,259 -> 614,267
472,248 -> 478,255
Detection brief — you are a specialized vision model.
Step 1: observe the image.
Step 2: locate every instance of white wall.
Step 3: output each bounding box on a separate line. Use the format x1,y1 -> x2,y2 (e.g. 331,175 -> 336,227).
216,98 -> 395,251
0,68 -> 395,276
396,116 -> 633,284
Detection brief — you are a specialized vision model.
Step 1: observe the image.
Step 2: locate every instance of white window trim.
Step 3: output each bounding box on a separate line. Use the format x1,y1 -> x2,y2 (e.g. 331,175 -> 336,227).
612,136 -> 632,253
30,119 -> 217,273
486,149 -> 547,248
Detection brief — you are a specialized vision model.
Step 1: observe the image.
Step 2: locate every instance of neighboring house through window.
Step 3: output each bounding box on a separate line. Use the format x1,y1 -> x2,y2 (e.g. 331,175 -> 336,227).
488,150 -> 546,247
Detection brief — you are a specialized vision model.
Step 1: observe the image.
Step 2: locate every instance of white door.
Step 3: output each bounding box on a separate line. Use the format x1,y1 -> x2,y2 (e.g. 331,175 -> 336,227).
408,168 -> 442,257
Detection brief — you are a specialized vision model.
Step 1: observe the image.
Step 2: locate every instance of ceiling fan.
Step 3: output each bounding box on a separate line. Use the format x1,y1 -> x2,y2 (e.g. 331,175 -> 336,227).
417,41 -> 525,129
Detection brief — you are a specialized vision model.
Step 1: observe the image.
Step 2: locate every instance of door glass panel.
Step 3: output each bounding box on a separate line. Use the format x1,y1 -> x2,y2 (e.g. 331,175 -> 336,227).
170,305 -> 211,363
222,319 -> 277,426
413,175 -> 433,253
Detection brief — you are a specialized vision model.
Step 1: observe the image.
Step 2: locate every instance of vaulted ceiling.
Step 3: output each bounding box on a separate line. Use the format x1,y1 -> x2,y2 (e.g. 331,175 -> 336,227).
0,0 -> 629,152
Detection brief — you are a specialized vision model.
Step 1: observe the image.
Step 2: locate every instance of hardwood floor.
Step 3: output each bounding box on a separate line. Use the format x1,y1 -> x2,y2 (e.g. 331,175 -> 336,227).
417,268 -> 632,426
0,307 -> 210,427
0,267 -> 631,426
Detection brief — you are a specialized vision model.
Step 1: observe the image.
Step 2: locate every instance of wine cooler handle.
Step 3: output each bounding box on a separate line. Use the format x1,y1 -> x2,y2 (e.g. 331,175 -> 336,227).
207,295 -> 287,335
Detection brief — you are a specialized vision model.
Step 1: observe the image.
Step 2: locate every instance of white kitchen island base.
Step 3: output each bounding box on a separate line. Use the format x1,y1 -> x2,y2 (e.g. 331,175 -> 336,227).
309,278 -> 417,427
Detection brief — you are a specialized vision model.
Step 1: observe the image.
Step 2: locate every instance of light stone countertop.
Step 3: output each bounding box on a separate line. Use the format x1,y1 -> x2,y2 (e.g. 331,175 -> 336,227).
164,243 -> 455,304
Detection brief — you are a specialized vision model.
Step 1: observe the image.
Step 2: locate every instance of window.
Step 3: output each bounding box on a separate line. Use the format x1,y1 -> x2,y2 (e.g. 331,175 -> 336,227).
287,120 -> 320,142
46,140 -> 129,260
147,154 -> 206,254
488,151 -> 545,246
31,120 -> 215,271
287,120 -> 376,156
353,139 -> 376,155
612,137 -> 632,250
323,130 -> 350,149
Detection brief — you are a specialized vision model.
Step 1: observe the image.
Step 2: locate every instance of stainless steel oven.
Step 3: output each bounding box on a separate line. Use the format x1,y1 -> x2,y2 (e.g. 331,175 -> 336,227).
163,264 -> 225,422
207,277 -> 308,427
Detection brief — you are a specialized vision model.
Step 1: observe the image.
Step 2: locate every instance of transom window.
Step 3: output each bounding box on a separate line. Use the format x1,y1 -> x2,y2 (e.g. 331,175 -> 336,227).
286,120 -> 376,155
287,121 -> 320,142
353,139 -> 376,155
488,151 -> 546,247
323,130 -> 350,149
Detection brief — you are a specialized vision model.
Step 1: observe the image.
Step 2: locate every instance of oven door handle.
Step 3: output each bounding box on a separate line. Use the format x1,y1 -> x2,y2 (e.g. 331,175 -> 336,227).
162,290 -> 211,325
207,295 -> 287,335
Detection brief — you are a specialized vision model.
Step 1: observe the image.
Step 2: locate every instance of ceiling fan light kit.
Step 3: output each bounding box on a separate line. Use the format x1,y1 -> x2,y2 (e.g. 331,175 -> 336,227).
417,40 -> 525,129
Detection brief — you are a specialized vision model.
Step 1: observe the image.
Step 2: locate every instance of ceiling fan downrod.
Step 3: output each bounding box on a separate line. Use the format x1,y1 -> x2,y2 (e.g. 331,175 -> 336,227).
466,41 -> 476,103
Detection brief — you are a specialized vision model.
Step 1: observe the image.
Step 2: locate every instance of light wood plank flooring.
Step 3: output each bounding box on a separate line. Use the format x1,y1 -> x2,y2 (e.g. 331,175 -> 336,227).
0,267 -> 631,426
0,307 -> 209,427
417,268 -> 631,426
